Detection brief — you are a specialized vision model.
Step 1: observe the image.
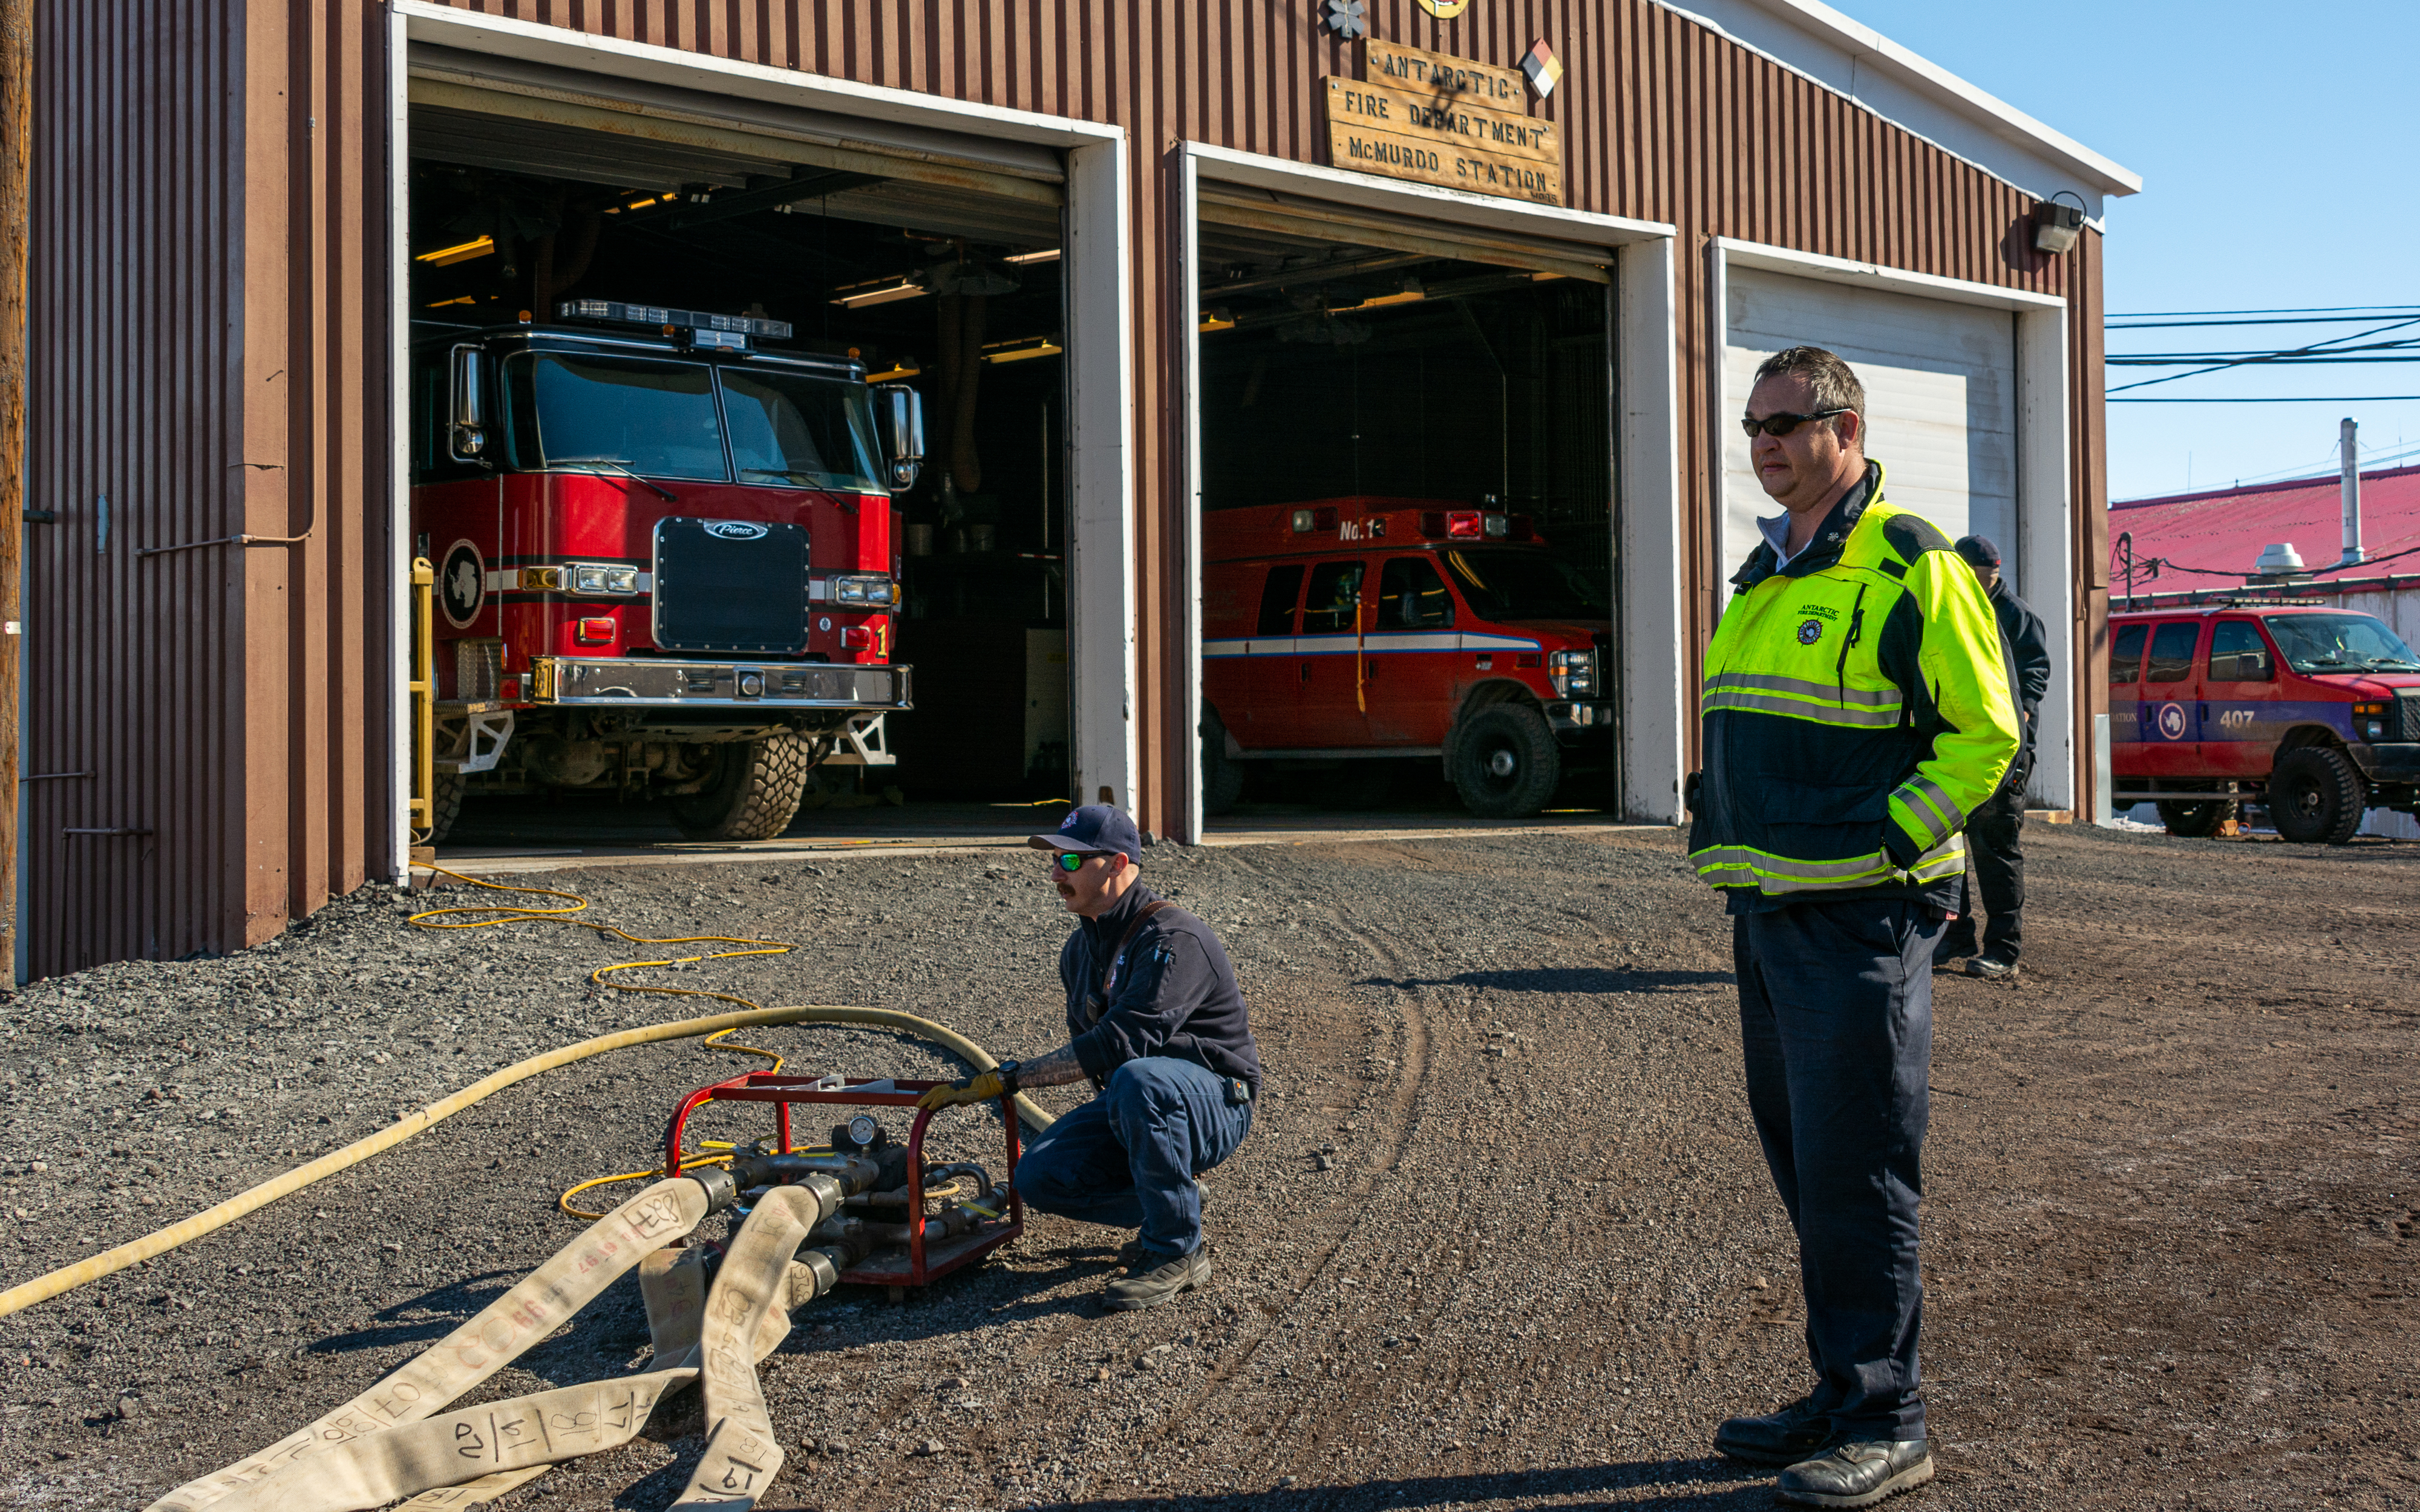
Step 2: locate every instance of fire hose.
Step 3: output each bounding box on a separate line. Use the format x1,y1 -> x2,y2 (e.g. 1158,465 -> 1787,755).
0,868 -> 1053,1323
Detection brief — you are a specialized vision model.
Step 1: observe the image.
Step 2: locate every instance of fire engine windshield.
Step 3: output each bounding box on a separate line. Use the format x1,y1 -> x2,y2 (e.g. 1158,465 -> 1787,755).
1443,550 -> 1608,622
506,353 -> 729,481
720,367 -> 884,492
2262,613 -> 2420,673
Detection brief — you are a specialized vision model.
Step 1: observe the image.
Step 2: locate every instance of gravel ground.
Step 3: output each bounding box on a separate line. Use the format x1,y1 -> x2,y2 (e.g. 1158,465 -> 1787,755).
0,823 -> 2414,1511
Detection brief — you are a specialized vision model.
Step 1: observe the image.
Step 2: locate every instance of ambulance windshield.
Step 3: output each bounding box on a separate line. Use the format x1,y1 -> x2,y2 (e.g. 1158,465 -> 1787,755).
1443,550 -> 1608,622
2262,613 -> 2420,673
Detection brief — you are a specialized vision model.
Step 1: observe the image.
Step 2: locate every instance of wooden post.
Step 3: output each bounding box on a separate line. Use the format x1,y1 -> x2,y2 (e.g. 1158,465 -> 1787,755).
0,0 -> 30,985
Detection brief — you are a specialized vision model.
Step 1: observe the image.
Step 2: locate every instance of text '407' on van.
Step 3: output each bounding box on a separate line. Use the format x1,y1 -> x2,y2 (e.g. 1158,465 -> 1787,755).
1200,499 -> 1611,818
412,301 -> 926,843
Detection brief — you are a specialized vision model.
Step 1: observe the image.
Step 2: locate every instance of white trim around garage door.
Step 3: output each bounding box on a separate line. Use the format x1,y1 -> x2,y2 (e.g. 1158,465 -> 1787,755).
1707,236 -> 2073,809
1178,143 -> 1683,838
382,4 -> 1137,870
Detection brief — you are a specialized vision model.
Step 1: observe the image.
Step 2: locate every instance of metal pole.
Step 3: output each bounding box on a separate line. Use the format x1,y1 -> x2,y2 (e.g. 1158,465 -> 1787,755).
2339,416 -> 2364,567
1,0 -> 30,983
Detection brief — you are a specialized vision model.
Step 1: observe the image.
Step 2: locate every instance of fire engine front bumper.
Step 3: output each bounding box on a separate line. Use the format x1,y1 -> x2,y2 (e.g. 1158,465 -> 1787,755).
531,657 -> 912,711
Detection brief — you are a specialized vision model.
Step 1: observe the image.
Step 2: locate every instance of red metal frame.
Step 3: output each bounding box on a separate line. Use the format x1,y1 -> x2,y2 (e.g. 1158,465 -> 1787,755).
664,1072 -> 1023,1288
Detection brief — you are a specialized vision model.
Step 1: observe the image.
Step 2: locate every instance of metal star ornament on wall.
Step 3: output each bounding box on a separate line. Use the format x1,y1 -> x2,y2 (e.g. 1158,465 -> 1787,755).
1323,0 -> 1369,39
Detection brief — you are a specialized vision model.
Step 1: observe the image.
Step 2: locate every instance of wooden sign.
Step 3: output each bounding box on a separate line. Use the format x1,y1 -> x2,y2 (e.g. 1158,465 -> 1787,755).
1323,40 -> 1563,206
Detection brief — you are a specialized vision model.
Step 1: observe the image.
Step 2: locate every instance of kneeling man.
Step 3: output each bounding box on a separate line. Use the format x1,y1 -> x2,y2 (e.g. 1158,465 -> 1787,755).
918,805 -> 1260,1310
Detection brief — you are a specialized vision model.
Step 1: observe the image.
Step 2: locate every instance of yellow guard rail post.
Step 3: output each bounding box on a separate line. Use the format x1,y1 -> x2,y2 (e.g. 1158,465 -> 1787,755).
408,556 -> 435,838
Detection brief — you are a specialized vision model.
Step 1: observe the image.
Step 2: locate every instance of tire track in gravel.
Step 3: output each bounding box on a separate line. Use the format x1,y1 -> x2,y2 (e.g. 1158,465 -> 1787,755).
1158,852 -> 1447,1456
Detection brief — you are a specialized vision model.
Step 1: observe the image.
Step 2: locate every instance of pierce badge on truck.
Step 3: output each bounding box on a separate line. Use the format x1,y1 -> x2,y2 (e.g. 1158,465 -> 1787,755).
440,540 -> 485,628
704,520 -> 771,541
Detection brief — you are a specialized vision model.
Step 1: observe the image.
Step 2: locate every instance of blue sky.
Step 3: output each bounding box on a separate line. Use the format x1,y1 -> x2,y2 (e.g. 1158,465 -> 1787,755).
1836,0 -> 2420,501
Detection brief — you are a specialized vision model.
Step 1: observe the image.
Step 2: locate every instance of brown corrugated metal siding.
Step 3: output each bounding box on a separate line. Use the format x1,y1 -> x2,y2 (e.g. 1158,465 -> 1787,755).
24,0 -> 2105,977
25,0 -> 391,978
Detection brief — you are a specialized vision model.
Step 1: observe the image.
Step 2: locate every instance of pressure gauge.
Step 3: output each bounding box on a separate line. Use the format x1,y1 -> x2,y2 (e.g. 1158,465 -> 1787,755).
846,1113 -> 881,1150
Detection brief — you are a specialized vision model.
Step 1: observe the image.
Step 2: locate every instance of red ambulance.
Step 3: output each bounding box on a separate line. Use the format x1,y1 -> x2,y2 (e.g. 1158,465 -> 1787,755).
1200,498 -> 1611,816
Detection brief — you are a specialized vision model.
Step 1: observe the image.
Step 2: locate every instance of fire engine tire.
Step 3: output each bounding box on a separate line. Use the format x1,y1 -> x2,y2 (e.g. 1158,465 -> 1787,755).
2155,797 -> 2236,838
2268,746 -> 2367,845
1202,708 -> 1245,816
427,771 -> 466,846
670,734 -> 812,842
1449,703 -> 1561,818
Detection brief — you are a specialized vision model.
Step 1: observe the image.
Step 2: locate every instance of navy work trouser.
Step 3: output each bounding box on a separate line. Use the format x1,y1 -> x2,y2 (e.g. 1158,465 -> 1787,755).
1012,1056 -> 1252,1259
1942,782 -> 2026,961
1734,898 -> 1935,1441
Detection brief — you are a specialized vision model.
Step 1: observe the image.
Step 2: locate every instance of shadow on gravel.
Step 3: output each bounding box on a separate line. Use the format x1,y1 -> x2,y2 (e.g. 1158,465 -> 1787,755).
306,1270 -> 522,1355
1019,1456 -> 1774,1510
1361,968 -> 1734,996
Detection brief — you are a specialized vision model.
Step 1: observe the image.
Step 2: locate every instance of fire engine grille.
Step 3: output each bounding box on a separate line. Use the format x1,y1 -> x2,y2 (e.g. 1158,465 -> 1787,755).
652,518 -> 812,655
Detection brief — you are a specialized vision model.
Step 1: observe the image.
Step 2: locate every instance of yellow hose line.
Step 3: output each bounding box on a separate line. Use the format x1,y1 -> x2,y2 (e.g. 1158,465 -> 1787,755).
0,1002 -> 1052,1321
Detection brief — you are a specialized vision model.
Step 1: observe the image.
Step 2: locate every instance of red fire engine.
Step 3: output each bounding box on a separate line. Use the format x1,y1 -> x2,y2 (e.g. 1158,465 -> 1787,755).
411,301 -> 924,842
1201,498 -> 1611,817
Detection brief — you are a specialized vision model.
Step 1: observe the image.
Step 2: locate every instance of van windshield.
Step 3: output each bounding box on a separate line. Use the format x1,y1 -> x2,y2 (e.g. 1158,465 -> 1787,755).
2261,613 -> 2420,673
1443,549 -> 1608,621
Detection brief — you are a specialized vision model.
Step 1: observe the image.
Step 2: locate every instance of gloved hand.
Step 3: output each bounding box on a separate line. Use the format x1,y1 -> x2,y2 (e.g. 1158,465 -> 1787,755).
916,1069 -> 1007,1112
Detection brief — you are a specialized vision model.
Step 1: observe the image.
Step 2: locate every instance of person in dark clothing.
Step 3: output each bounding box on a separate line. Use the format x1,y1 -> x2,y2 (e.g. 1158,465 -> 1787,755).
1937,535 -> 2052,980
918,804 -> 1259,1311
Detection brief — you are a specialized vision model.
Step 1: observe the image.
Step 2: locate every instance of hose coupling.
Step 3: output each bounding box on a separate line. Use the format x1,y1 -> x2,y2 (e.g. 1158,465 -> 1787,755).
685,1163 -> 739,1213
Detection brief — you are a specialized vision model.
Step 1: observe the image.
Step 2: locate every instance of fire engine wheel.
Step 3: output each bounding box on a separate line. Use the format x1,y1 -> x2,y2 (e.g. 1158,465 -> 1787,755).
669,734 -> 812,842
2155,796 -> 2237,838
426,772 -> 466,846
2268,746 -> 2366,846
1449,703 -> 1560,818
1202,707 -> 1245,816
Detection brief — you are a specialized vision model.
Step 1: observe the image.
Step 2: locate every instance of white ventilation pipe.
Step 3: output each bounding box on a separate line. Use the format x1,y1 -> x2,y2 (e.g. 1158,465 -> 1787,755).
2341,417 -> 2365,567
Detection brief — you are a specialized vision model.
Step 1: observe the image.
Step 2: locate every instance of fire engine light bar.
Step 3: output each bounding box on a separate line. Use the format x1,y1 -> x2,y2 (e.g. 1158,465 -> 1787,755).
555,300 -> 792,339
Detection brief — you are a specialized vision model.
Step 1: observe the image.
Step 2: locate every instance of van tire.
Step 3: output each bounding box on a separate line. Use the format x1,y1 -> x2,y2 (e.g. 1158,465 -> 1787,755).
1202,707 -> 1245,816
2155,797 -> 2236,838
2269,746 -> 2365,845
1449,703 -> 1560,818
670,734 -> 812,841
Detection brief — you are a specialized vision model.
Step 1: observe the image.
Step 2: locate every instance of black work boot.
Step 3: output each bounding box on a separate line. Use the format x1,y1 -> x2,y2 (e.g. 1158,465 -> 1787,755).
1104,1246 -> 1209,1311
1778,1439 -> 1934,1507
1712,1395 -> 1843,1467
1964,953 -> 2016,982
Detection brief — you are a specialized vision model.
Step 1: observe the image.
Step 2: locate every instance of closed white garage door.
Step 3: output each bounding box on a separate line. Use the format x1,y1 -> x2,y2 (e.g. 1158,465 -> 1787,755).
1722,266 -> 2018,590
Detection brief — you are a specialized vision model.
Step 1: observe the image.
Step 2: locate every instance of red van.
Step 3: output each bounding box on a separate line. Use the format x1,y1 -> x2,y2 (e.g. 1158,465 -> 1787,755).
1200,498 -> 1611,817
2109,602 -> 2420,842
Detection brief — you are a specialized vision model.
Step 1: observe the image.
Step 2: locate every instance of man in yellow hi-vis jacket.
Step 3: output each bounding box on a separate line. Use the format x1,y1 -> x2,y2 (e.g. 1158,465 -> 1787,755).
1690,347 -> 2019,1508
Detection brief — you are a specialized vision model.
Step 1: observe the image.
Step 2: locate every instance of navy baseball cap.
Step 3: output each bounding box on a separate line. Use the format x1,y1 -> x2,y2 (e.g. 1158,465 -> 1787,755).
1954,535 -> 2001,568
1028,804 -> 1142,864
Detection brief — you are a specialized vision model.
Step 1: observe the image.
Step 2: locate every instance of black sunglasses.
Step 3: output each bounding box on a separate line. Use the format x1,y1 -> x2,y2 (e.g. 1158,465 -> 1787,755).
1739,408 -> 1849,438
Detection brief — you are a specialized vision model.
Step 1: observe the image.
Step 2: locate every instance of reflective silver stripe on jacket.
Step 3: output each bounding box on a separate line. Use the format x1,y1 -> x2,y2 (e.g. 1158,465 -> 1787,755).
1701,689 -> 1905,729
1704,671 -> 1903,708
1890,775 -> 1967,847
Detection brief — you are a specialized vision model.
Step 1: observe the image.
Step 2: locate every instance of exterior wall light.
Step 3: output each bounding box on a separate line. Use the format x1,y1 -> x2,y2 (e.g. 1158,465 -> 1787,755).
2032,193 -> 2087,254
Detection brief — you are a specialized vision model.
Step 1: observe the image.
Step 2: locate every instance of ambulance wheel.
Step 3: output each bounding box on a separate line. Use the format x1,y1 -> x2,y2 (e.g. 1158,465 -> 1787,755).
2268,746 -> 2365,846
1449,703 -> 1560,818
670,734 -> 811,841
1202,706 -> 1245,816
2155,797 -> 2235,838
426,771 -> 465,846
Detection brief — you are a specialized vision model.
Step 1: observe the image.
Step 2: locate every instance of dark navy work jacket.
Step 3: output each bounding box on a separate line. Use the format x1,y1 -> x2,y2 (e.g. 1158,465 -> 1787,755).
1058,884 -> 1262,1097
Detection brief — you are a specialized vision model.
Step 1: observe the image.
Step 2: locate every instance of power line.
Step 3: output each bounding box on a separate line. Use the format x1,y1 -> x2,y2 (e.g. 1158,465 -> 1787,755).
2106,304 -> 2420,319
2105,315 -> 2420,394
2109,313 -> 2420,330
2107,395 -> 2420,403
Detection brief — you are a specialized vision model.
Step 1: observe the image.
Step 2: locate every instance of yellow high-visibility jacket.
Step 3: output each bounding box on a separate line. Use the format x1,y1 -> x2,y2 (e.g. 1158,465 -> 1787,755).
1687,463 -> 2021,907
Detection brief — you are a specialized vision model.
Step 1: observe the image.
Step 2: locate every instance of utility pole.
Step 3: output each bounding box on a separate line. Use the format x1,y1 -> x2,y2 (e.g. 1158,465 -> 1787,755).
0,0 -> 28,986
2340,417 -> 2365,567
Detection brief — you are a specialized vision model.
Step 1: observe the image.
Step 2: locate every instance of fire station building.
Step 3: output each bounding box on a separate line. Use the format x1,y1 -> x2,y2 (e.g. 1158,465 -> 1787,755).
19,1 -> 2138,978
